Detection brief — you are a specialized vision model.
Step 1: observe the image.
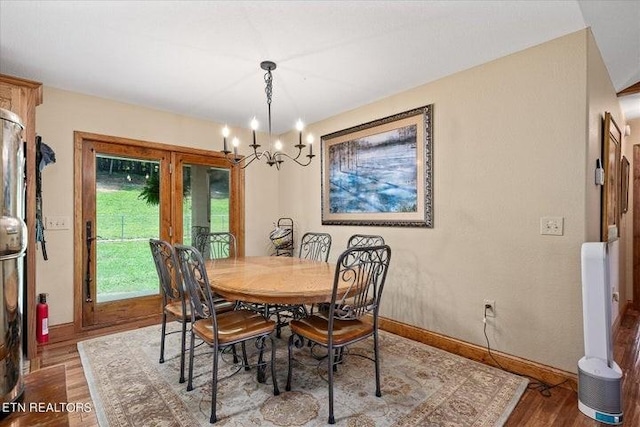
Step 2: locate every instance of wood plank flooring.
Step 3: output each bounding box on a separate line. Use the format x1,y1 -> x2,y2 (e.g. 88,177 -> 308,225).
506,309 -> 639,426
24,309 -> 640,426
1,365 -> 69,427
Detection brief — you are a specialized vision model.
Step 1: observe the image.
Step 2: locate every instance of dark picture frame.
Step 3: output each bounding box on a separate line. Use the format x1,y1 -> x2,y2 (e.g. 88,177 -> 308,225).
321,105 -> 433,227
602,111 -> 622,241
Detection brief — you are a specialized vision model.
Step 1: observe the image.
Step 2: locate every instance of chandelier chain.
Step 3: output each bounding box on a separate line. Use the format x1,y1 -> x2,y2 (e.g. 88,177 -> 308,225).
264,70 -> 273,105
264,69 -> 273,137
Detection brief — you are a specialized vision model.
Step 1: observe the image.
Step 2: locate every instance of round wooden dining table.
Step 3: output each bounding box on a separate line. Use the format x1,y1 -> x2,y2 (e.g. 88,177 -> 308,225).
205,256 -> 341,305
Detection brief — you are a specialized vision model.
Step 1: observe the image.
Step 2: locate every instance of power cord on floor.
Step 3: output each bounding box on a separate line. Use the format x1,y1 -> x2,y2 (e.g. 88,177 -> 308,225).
483,304 -> 505,371
482,304 -> 571,397
526,378 -> 570,397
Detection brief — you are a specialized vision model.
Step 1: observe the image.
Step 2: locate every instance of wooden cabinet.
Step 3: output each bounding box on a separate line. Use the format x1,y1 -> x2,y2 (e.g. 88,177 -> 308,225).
0,74 -> 43,360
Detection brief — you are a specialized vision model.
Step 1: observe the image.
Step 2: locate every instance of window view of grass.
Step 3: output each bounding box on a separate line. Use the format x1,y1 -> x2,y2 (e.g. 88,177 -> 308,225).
96,168 -> 161,302
95,162 -> 230,302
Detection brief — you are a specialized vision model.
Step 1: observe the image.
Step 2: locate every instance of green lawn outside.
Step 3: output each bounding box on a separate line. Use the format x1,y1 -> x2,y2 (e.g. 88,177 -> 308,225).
97,189 -> 160,239
96,185 -> 229,298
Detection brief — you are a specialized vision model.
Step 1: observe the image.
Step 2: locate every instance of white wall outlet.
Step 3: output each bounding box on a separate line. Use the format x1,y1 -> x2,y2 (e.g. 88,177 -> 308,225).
484,299 -> 495,317
540,216 -> 564,236
45,216 -> 70,230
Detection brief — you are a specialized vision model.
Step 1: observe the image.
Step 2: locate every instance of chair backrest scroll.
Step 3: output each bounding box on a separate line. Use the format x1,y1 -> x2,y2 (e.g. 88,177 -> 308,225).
299,232 -> 332,262
330,245 -> 391,322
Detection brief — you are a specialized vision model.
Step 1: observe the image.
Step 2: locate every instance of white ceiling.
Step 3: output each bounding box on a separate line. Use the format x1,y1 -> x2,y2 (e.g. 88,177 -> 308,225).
0,1 -> 638,134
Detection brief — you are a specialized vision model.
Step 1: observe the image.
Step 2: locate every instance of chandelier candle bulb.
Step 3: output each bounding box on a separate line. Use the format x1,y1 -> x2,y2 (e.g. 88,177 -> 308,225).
250,118 -> 258,147
296,120 -> 304,147
232,137 -> 239,157
222,126 -> 230,153
307,134 -> 314,156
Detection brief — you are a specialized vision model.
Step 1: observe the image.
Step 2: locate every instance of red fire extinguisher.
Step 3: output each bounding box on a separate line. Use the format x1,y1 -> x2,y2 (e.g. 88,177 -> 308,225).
36,293 -> 49,344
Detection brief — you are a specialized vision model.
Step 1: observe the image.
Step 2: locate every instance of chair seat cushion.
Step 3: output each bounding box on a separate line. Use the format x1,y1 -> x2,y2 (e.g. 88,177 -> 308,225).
213,298 -> 236,314
289,315 -> 373,346
164,301 -> 190,320
165,298 -> 234,321
192,310 -> 276,345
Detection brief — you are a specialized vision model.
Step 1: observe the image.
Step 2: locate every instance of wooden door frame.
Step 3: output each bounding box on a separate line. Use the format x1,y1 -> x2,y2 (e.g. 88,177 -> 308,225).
73,131 -> 245,332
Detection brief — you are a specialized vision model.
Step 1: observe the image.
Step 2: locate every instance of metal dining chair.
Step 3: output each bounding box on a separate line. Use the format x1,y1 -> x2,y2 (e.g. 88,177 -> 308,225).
194,231 -> 239,314
195,231 -> 237,260
278,232 -> 332,335
150,238 -> 237,384
299,232 -> 332,261
347,234 -> 385,248
314,234 -> 387,319
149,238 -> 190,383
286,245 -> 391,424
174,244 -> 280,424
191,225 -> 210,246
301,232 -> 334,318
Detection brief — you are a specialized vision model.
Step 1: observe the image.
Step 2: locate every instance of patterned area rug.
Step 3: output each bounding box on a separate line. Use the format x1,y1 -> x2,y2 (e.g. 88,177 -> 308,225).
78,323 -> 528,426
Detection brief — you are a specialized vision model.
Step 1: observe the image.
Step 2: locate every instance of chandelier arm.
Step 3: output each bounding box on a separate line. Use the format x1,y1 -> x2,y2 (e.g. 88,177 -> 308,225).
222,147 -> 313,169
221,152 -> 254,168
240,153 -> 263,169
239,150 -> 278,168
276,144 -> 308,162
250,145 -> 266,162
275,151 -> 315,167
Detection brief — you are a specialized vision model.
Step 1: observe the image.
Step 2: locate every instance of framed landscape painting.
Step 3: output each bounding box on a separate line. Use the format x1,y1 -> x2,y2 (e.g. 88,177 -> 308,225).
601,111 -> 622,242
321,105 -> 433,227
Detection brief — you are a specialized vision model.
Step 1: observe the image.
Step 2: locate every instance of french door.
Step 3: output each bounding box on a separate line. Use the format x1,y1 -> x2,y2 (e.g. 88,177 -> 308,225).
75,132 -> 243,329
79,139 -> 171,327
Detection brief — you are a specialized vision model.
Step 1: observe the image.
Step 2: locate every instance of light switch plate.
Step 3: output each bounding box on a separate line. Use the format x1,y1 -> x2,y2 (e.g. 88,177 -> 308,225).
45,216 -> 70,230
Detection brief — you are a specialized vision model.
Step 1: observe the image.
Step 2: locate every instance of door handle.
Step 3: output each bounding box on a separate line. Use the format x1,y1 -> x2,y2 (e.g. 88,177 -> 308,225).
85,220 -> 96,302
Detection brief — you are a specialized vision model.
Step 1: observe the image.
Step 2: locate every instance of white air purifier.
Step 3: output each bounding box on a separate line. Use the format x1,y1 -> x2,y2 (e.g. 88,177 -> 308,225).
578,242 -> 623,425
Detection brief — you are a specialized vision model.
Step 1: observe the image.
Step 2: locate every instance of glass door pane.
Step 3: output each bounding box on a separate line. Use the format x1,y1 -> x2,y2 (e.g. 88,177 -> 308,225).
182,164 -> 230,246
95,155 -> 160,303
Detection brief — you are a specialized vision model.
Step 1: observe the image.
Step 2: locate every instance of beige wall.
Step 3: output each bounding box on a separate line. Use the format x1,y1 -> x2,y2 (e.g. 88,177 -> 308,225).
35,89 -> 280,325
279,29 -> 627,373
33,28 -> 630,374
586,30 -> 628,321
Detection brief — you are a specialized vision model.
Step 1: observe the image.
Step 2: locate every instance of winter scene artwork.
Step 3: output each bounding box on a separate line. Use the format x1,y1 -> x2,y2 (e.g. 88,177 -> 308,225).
321,105 -> 433,227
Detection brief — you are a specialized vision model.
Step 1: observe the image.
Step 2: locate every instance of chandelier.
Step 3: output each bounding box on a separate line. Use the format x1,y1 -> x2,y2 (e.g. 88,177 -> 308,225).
221,61 -> 315,169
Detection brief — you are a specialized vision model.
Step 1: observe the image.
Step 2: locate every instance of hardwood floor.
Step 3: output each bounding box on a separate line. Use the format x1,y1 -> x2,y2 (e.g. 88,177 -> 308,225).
1,365 -> 69,426
26,309 -> 640,426
506,309 -> 639,426
36,339 -> 99,427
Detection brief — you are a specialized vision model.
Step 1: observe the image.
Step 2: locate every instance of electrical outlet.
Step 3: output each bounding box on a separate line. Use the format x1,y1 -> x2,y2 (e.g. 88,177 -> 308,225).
484,299 -> 495,318
540,216 -> 564,236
